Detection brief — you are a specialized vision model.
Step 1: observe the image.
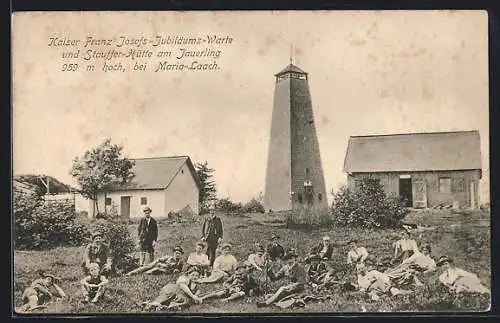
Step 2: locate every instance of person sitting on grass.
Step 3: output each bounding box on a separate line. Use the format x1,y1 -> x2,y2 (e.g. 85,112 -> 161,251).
186,242 -> 211,277
436,255 -> 490,295
354,263 -> 412,301
391,230 -> 419,265
247,244 -> 267,272
126,246 -> 185,276
197,243 -> 238,284
81,262 -> 109,303
310,236 -> 335,260
82,232 -> 113,277
17,270 -> 66,313
385,244 -> 436,288
346,239 -> 369,265
141,267 -> 203,311
200,262 -> 259,303
305,254 -> 329,285
256,248 -> 307,308
266,234 -> 285,262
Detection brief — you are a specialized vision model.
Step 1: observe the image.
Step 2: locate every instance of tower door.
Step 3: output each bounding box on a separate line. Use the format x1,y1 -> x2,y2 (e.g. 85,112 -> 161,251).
305,186 -> 314,205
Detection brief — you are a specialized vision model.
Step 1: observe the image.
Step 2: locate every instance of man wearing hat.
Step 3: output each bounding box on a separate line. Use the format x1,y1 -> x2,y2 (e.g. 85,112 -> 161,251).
266,234 -> 285,261
310,235 -> 335,260
201,207 -> 224,267
126,246 -> 185,276
82,232 -> 113,277
257,248 -> 307,307
17,270 -> 66,312
137,205 -> 158,266
436,256 -> 490,294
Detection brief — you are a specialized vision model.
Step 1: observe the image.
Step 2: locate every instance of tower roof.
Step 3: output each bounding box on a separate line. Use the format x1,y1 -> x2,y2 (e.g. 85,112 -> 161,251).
275,63 -> 307,76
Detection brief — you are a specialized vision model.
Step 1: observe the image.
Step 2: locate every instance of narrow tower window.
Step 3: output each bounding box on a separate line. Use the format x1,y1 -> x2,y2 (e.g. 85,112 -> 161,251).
318,193 -> 322,201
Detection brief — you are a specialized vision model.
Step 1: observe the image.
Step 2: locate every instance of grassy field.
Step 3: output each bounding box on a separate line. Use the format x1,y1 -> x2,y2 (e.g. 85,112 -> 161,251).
13,209 -> 491,314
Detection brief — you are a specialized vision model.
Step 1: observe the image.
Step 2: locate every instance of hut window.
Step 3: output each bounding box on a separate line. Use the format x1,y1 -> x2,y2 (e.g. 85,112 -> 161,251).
439,178 -> 451,193
105,197 -> 112,206
140,197 -> 148,205
451,177 -> 465,193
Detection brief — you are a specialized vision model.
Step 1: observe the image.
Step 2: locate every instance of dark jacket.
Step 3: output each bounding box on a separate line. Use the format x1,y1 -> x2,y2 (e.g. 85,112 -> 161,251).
138,217 -> 158,244
311,242 -> 334,260
202,216 -> 223,243
84,243 -> 112,265
267,243 -> 285,261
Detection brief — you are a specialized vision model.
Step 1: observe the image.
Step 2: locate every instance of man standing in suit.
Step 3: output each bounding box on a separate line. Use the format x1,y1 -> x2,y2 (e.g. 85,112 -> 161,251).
137,206 -> 158,266
201,208 -> 223,267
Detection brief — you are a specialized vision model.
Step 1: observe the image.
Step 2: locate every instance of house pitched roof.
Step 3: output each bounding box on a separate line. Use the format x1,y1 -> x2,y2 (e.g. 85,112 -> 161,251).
343,131 -> 482,173
107,156 -> 201,191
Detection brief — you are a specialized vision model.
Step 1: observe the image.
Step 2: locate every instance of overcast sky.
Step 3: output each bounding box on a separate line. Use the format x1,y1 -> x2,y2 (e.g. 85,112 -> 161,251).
13,10 -> 489,204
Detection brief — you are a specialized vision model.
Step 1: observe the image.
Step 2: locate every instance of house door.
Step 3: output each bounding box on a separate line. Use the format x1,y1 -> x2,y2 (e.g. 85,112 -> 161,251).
413,180 -> 427,209
120,196 -> 131,218
399,178 -> 413,207
470,180 -> 476,209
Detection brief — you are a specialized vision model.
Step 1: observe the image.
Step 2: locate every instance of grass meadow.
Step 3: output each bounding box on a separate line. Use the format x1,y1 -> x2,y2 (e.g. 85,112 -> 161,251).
13,209 -> 491,314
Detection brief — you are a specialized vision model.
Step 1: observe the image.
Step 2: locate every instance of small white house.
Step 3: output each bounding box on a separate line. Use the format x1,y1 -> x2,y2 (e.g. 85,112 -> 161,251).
92,156 -> 201,218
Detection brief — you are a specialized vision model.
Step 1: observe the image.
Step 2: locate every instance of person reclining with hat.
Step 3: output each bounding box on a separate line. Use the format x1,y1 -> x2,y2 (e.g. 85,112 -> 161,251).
186,242 -> 211,277
309,236 -> 335,260
81,262 -> 109,303
17,270 -> 66,312
141,266 -> 203,311
305,253 -> 330,285
81,232 -> 113,277
197,243 -> 238,284
256,248 -> 307,307
354,262 -> 412,301
436,255 -> 490,294
384,244 -> 436,288
200,262 -> 259,303
125,246 -> 185,276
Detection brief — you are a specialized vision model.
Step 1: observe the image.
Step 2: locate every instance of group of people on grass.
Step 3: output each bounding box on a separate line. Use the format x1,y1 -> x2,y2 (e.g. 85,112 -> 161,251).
17,206 -> 490,312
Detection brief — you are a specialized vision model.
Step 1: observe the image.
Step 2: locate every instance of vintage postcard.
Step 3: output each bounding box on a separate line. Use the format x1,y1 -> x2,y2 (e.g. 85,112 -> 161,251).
12,10 -> 490,314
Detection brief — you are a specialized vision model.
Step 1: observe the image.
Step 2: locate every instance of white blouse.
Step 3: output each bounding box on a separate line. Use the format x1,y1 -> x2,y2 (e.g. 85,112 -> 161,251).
347,247 -> 369,264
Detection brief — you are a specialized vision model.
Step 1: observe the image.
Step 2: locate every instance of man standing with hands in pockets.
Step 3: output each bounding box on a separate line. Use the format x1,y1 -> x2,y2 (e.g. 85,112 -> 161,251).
138,206 -> 158,266
201,207 -> 223,267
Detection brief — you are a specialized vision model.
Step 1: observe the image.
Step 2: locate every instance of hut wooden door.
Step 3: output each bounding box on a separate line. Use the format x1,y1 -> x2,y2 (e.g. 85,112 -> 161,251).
413,180 -> 427,209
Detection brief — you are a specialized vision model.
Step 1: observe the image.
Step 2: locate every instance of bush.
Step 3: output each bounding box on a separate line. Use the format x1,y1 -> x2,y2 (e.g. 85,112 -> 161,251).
88,218 -> 136,271
241,198 -> 265,213
215,198 -> 243,214
14,191 -> 90,250
285,205 -> 333,229
331,178 -> 409,229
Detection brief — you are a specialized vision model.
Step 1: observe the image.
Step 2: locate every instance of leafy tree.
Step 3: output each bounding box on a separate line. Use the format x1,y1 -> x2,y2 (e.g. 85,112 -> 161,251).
70,138 -> 135,217
195,161 -> 217,214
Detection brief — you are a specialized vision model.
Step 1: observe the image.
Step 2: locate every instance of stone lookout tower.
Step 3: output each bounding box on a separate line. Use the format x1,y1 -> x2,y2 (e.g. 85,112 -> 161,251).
264,61 -> 328,212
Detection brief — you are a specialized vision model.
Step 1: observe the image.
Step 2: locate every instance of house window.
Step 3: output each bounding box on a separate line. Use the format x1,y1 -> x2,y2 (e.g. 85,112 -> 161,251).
439,178 -> 451,193
297,193 -> 303,204
318,193 -> 322,201
140,197 -> 148,205
105,197 -> 112,206
451,177 -> 465,193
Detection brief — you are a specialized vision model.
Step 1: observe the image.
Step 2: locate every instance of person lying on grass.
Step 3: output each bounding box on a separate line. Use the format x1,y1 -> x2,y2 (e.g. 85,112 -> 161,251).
384,244 -> 436,288
354,263 -> 412,301
200,262 -> 260,303
81,262 -> 109,303
17,270 -> 66,312
186,242 -> 211,277
436,255 -> 490,295
346,239 -> 369,265
391,230 -> 419,265
256,248 -> 307,307
197,243 -> 238,284
126,246 -> 185,276
305,254 -> 330,285
141,267 -> 203,311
